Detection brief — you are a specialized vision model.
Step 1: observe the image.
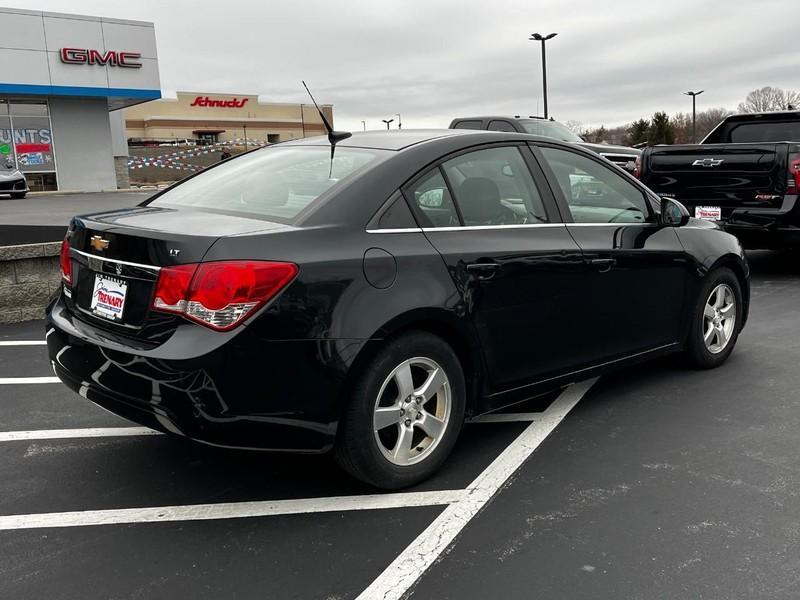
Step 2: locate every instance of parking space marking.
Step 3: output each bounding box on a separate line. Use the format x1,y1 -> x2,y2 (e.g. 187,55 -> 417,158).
0,489 -> 468,531
0,340 -> 46,346
0,377 -> 60,384
356,377 -> 597,600
0,427 -> 160,442
469,412 -> 542,423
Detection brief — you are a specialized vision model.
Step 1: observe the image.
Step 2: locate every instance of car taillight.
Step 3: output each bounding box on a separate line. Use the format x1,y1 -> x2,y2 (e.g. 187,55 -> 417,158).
60,238 -> 72,284
152,260 -> 298,331
633,155 -> 642,180
787,154 -> 800,194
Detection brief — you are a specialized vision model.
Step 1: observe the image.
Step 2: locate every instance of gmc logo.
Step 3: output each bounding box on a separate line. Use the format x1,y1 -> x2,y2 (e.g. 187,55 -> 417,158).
190,96 -> 249,108
60,48 -> 142,68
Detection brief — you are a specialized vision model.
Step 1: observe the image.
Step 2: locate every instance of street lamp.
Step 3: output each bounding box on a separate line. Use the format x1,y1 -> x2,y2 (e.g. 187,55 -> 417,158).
529,32 -> 557,119
684,90 -> 704,143
243,123 -> 248,152
396,114 -> 402,130
382,118 -> 394,130
361,120 -> 366,131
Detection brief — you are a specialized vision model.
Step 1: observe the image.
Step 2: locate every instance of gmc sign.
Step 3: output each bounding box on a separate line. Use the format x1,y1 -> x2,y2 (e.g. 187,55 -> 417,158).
60,48 -> 142,68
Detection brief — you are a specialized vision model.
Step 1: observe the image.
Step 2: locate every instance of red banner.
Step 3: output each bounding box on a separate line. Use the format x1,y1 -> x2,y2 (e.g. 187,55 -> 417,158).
16,143 -> 51,153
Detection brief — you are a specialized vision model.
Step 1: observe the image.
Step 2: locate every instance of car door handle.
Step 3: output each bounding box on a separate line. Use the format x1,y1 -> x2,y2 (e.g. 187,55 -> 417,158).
466,262 -> 500,272
466,262 -> 500,279
588,258 -> 616,272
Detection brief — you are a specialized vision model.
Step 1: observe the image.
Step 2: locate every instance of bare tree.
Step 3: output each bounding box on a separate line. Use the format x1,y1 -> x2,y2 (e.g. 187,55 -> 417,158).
695,107 -> 733,140
671,112 -> 692,144
564,120 -> 583,135
738,86 -> 800,113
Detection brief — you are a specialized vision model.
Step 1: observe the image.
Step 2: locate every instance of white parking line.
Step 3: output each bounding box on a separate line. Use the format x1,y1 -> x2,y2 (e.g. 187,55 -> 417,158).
356,377 -> 597,600
0,427 -> 161,442
0,489 -> 468,531
0,340 -> 46,346
0,377 -> 60,384
469,412 -> 542,423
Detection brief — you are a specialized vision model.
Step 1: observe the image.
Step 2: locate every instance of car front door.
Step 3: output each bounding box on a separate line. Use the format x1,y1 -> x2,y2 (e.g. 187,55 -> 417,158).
534,143 -> 689,362
403,144 -> 587,402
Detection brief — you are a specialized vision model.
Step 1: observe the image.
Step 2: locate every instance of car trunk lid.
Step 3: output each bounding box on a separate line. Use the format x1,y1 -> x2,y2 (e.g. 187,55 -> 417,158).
64,206 -> 291,341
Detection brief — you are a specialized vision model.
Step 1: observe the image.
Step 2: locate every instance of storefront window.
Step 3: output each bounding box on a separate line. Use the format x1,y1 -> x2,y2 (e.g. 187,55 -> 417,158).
0,99 -> 57,190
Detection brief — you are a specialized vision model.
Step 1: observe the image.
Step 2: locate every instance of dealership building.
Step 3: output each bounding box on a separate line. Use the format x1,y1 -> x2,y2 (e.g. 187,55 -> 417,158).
0,7 -> 160,191
123,92 -> 331,146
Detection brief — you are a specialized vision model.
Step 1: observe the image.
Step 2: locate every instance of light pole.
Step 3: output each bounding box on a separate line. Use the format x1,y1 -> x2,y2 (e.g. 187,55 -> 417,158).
529,32 -> 557,118
382,118 -> 394,130
684,90 -> 704,143
396,113 -> 402,130
361,120 -> 366,131
243,123 -> 248,151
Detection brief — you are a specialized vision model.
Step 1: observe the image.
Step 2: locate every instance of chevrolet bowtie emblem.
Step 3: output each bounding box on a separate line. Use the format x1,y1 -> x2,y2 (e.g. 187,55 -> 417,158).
692,158 -> 724,167
89,235 -> 110,252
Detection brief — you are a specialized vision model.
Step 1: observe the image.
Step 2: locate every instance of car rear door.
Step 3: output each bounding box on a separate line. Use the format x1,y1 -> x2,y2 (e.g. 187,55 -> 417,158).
533,143 -> 689,361
403,143 -> 587,399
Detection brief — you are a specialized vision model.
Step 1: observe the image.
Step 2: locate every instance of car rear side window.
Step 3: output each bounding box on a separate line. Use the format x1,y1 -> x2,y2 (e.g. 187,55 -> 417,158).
149,146 -> 381,222
406,169 -> 461,228
451,120 -> 483,130
487,120 -> 517,132
442,146 -> 549,225
539,146 -> 652,224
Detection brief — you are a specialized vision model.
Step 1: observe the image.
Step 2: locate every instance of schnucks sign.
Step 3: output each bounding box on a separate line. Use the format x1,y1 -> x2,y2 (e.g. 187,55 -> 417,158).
190,96 -> 250,108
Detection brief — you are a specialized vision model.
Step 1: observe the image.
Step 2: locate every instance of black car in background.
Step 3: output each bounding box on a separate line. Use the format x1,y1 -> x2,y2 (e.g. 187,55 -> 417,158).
450,115 -> 641,173
638,110 -> 800,249
48,129 -> 749,489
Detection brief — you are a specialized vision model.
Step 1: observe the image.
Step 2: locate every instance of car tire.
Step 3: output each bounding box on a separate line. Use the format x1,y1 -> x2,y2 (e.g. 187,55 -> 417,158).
685,267 -> 742,369
10,192 -> 26,199
335,331 -> 466,489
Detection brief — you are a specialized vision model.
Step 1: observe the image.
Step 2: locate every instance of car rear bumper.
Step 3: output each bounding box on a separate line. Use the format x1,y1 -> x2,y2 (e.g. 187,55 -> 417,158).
47,298 -> 362,453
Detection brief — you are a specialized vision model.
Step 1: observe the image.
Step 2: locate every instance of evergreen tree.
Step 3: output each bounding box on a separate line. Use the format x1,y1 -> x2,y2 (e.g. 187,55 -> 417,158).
647,112 -> 675,145
628,119 -> 650,145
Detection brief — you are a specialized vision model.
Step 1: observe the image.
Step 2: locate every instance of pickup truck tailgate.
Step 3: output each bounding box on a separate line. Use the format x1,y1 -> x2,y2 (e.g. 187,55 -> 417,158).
642,143 -> 786,211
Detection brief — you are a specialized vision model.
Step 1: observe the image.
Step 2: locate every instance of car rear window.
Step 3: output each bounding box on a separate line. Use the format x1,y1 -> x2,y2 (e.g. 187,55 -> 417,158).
149,146 -> 381,222
728,121 -> 800,143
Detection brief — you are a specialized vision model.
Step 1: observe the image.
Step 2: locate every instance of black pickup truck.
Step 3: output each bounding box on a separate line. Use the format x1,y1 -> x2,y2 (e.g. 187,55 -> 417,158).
638,111 -> 800,249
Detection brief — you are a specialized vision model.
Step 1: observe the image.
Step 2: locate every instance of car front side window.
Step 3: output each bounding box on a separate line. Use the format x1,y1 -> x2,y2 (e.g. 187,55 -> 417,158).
538,146 -> 652,224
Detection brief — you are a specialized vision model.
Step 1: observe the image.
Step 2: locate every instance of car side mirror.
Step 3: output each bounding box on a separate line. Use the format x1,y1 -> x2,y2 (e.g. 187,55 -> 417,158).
660,197 -> 690,227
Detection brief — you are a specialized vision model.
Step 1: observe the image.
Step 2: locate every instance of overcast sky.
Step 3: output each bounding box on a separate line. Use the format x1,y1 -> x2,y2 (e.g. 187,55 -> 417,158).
8,0 -> 798,131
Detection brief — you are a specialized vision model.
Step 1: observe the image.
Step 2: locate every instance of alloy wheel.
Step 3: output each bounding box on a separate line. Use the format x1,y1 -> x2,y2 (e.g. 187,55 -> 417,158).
373,357 -> 452,466
703,283 -> 736,354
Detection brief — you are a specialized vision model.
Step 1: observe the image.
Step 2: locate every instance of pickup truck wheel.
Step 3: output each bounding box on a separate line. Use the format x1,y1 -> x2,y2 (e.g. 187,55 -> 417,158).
685,267 -> 742,369
335,331 -> 465,489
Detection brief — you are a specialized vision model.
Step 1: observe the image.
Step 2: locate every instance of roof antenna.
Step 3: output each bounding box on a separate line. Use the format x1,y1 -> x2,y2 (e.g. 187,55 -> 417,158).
302,81 -> 351,178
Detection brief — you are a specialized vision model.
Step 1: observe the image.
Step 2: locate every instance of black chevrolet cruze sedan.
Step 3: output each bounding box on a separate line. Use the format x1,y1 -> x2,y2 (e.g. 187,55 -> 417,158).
47,129 -> 749,489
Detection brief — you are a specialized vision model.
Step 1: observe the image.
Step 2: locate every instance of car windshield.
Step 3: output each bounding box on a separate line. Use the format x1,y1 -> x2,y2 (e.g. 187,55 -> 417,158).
519,119 -> 583,142
150,146 -> 381,222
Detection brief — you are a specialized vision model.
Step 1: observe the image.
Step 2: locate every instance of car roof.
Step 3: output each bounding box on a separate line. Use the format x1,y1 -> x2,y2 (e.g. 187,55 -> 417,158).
281,129 -> 479,151
451,116 -> 547,121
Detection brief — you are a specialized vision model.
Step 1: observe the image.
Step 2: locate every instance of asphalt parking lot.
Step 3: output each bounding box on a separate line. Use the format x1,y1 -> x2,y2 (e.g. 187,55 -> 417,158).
1,250 -> 799,599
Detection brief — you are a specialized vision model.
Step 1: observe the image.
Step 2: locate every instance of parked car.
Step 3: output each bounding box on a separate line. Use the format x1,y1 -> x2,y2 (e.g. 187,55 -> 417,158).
449,115 -> 640,173
0,157 -> 28,199
638,110 -> 800,248
48,129 -> 749,489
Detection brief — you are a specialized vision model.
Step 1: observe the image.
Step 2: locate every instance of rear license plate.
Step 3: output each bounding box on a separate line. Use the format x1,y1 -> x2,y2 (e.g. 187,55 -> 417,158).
695,206 -> 722,221
90,274 -> 128,321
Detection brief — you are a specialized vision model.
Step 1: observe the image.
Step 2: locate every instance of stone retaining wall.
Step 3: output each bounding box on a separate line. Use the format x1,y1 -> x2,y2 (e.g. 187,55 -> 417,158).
0,242 -> 61,324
